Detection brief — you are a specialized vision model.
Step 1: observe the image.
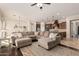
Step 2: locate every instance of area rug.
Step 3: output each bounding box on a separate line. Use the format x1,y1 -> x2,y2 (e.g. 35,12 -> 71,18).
20,42 -> 79,56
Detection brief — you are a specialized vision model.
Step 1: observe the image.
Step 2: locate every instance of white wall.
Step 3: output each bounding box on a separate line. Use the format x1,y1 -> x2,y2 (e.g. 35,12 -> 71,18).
6,19 -> 28,35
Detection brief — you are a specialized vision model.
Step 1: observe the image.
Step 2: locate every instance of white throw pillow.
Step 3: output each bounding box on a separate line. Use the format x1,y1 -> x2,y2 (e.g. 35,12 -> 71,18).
49,33 -> 57,41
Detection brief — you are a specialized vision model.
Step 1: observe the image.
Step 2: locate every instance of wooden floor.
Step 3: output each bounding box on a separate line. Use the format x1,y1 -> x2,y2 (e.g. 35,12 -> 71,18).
0,38 -> 79,56
20,42 -> 79,56
60,38 -> 79,50
0,46 -> 23,56
10,47 -> 23,56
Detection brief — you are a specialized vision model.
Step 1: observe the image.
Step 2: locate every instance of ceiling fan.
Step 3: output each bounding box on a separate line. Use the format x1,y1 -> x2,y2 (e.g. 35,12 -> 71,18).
31,3 -> 51,9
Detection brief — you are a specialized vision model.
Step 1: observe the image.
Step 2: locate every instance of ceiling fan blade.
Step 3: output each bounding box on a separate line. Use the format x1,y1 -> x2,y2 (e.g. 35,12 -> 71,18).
44,3 -> 51,5
31,3 -> 37,6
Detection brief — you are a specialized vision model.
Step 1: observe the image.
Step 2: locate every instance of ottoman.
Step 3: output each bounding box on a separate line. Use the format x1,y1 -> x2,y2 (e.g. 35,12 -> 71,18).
15,38 -> 32,48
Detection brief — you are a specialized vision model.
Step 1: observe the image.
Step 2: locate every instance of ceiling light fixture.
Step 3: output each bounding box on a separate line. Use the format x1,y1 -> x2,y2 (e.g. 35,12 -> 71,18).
37,3 -> 42,7
37,3 -> 43,9
31,3 -> 51,9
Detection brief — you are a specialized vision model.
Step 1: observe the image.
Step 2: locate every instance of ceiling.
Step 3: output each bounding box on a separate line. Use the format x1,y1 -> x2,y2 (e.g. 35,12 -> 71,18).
0,3 -> 79,22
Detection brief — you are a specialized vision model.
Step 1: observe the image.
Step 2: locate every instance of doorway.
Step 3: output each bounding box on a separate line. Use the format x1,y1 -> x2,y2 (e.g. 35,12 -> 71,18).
70,19 -> 79,39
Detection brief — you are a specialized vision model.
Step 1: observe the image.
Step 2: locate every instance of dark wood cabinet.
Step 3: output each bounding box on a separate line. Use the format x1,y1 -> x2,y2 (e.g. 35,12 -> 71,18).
59,22 -> 66,29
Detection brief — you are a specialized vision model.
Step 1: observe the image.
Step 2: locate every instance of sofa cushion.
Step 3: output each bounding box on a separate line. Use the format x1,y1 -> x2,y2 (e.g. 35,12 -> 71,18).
39,32 -> 44,36
43,31 -> 49,37
17,33 -> 22,38
22,32 -> 27,37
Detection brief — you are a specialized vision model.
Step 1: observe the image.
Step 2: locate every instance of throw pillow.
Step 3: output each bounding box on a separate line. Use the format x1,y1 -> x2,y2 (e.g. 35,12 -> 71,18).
49,33 -> 58,41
